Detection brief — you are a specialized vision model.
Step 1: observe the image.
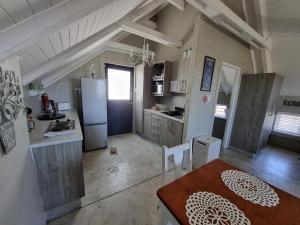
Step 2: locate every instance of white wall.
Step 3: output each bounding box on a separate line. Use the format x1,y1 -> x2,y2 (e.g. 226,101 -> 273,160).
0,56 -> 46,225
271,34 -> 300,96
265,1 -> 300,96
185,15 -> 253,140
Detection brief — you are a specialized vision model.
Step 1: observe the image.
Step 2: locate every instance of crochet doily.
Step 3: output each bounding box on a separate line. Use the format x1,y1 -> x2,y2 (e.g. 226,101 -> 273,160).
221,170 -> 279,207
186,192 -> 250,225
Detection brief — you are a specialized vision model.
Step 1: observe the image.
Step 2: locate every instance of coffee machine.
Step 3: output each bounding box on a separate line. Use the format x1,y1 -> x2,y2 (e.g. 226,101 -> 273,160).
38,93 -> 65,120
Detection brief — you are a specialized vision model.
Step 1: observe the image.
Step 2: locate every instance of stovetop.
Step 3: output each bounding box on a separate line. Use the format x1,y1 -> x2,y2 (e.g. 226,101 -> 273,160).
47,119 -> 75,132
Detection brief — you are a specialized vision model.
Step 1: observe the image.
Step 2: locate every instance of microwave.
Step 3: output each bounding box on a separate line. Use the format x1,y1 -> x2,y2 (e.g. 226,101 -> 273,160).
152,82 -> 163,95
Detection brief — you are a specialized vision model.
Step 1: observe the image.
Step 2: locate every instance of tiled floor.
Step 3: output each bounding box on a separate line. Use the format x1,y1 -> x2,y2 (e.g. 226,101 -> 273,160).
49,134 -> 300,225
81,133 -> 162,206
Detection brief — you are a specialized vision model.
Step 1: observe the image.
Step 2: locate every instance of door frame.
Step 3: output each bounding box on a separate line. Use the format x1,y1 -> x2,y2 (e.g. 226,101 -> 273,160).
213,62 -> 241,148
105,63 -> 134,135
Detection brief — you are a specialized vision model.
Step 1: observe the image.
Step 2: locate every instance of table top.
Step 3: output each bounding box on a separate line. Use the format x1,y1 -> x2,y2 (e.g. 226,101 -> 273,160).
157,159 -> 300,225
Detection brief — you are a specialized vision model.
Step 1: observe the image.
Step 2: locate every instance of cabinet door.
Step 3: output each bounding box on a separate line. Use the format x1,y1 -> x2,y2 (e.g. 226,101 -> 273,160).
144,111 -> 152,139
160,117 -> 168,146
167,120 -> 183,147
32,141 -> 84,210
151,114 -> 161,143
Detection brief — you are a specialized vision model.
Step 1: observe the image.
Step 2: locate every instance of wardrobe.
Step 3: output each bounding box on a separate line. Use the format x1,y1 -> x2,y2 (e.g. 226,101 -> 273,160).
230,73 -> 283,154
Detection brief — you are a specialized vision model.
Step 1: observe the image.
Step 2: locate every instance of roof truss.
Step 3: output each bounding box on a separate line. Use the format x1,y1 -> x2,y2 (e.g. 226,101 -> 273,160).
23,0 -> 167,85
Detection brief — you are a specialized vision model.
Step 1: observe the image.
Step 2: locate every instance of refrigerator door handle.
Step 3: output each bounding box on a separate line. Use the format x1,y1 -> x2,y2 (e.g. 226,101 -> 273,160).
85,122 -> 107,126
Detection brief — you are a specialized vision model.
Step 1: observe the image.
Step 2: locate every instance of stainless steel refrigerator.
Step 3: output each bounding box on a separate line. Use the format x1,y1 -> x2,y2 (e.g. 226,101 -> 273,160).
81,77 -> 107,150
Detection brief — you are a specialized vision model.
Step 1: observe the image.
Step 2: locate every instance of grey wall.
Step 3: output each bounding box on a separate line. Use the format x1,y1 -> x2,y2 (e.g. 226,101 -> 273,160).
277,96 -> 300,114
0,56 -> 46,225
26,50 -> 134,114
153,4 -> 198,109
263,0 -> 300,96
185,14 -> 253,140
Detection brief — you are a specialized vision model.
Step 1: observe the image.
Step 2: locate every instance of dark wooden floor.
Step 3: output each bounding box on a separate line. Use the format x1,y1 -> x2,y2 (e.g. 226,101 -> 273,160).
220,145 -> 300,198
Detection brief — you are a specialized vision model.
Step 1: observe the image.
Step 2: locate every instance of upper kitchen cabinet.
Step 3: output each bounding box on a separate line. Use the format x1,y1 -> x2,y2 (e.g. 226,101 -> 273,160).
152,61 -> 171,97
170,58 -> 190,94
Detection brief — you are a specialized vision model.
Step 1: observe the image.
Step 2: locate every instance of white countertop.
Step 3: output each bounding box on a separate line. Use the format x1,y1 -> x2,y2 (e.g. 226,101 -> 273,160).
144,109 -> 184,123
29,110 -> 83,148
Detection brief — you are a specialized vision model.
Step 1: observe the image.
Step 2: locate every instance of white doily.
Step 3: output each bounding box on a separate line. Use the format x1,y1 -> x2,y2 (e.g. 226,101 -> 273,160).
186,192 -> 251,225
221,170 -> 279,207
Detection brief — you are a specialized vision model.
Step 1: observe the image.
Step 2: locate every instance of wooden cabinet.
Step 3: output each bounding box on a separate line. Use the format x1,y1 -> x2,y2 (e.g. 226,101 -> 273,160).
152,61 -> 171,97
144,110 -> 183,147
160,117 -> 183,147
230,73 -> 283,154
150,113 -> 161,143
134,64 -> 154,136
32,141 -> 85,211
144,110 -> 152,140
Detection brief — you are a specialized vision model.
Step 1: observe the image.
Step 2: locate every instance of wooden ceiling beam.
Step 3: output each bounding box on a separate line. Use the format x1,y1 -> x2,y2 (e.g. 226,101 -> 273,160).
42,41 -> 152,87
106,42 -> 155,56
118,20 -> 183,47
187,0 -> 270,49
166,0 -> 185,10
41,47 -> 107,88
22,25 -> 122,85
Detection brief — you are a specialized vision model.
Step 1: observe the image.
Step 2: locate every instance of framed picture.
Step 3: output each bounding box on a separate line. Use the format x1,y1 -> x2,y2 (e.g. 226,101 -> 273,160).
200,56 -> 216,92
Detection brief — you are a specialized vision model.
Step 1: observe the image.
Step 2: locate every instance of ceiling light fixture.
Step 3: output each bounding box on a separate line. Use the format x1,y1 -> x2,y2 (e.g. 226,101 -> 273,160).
129,38 -> 155,67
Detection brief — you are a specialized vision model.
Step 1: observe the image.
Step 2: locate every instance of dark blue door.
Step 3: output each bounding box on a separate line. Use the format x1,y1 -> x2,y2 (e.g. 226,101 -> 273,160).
105,64 -> 134,136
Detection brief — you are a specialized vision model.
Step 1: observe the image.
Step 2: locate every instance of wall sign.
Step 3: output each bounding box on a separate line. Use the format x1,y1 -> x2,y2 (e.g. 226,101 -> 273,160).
200,56 -> 216,92
0,66 -> 25,154
202,94 -> 210,103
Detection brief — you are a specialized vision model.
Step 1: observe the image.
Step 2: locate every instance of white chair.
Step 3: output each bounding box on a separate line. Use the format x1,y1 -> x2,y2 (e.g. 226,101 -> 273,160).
160,141 -> 193,225
162,141 -> 193,183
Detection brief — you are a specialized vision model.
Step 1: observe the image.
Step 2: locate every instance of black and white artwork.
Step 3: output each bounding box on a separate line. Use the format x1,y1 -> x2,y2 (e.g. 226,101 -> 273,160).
0,66 -> 24,154
200,56 -> 216,92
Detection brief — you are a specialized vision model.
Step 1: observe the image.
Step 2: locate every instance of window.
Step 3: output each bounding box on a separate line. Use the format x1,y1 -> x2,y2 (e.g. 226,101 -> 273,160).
273,113 -> 300,136
215,104 -> 227,119
107,68 -> 131,100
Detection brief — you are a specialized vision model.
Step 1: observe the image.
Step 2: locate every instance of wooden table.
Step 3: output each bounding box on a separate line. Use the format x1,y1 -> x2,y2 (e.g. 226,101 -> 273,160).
157,159 -> 300,225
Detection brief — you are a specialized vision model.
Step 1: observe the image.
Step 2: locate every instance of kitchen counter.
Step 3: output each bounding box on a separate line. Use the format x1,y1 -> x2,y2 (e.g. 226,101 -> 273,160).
29,110 -> 83,149
29,110 -> 84,220
144,108 -> 184,123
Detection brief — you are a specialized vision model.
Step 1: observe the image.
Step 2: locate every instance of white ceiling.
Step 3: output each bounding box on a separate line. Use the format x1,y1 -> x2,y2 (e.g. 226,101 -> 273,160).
0,0 -> 65,31
0,0 -> 145,75
265,0 -> 300,35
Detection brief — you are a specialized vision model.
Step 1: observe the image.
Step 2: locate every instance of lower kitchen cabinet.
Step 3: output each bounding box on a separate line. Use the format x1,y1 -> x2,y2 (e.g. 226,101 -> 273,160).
160,117 -> 183,147
151,113 -> 162,143
144,110 -> 152,139
31,141 -> 85,211
143,110 -> 183,147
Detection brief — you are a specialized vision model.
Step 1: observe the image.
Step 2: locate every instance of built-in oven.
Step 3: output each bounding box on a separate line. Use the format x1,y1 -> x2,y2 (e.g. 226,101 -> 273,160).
152,81 -> 163,95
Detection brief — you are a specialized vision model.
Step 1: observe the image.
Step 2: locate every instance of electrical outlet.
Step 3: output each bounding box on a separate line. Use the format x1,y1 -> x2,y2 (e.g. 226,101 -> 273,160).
74,88 -> 81,95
